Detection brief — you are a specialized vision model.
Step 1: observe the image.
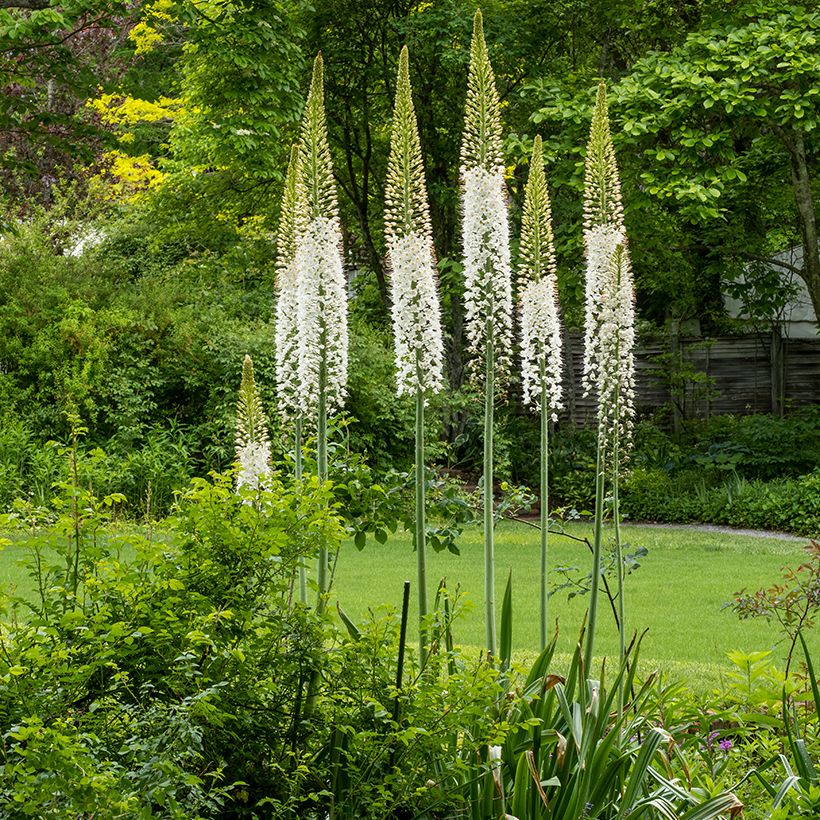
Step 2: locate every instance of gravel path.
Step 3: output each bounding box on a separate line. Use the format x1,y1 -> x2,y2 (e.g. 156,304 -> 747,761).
621,521 -> 806,542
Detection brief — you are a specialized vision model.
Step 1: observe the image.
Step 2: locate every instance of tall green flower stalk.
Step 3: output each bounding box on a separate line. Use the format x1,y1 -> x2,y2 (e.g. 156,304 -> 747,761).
518,135 -> 563,652
460,11 -> 513,658
581,83 -> 636,678
275,144 -> 309,603
295,54 -> 349,609
384,46 -> 445,660
235,354 -> 271,494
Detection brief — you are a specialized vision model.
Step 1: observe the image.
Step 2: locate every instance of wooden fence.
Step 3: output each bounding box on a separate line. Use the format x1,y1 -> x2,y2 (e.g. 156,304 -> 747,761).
559,330 -> 820,427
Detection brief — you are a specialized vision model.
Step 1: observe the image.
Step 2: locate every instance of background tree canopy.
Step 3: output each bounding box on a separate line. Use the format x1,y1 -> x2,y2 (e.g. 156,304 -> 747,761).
0,0 -> 817,467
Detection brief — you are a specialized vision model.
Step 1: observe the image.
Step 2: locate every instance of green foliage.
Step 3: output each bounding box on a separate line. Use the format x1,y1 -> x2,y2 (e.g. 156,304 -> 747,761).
166,0 -> 307,227
0,464 -> 344,816
621,468 -> 820,537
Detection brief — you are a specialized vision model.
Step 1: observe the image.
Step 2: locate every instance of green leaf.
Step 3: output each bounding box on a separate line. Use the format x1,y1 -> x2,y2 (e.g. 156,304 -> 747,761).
354,530 -> 366,550
500,570 -> 513,672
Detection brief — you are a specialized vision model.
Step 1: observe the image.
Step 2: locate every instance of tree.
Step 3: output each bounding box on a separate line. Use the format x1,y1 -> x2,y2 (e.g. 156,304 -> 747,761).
614,1 -> 820,325
0,0 -> 137,205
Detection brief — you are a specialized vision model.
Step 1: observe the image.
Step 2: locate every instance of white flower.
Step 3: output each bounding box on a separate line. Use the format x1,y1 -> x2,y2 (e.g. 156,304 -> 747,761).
518,134 -> 563,419
384,46 -> 445,398
295,215 -> 349,416
388,231 -> 445,396
581,82 -> 636,458
582,224 -> 625,397
275,259 -> 301,417
520,275 -> 563,419
275,145 -> 307,419
461,164 -> 513,376
236,440 -> 271,492
594,243 -> 636,451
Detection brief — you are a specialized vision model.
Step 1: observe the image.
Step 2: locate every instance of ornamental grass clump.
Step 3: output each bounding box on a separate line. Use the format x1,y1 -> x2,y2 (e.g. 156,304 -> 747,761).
235,354 -> 271,494
384,45 -> 445,659
581,82 -> 636,678
275,144 -> 309,603
460,10 -> 513,658
295,53 -> 349,606
518,135 -> 563,652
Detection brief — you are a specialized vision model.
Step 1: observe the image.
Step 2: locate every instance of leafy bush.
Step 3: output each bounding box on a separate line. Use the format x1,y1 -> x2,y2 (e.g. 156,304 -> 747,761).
685,409 -> 820,481
621,469 -> 820,536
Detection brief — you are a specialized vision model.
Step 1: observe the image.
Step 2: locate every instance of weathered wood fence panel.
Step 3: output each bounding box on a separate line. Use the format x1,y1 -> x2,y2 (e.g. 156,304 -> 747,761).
559,331 -> 820,425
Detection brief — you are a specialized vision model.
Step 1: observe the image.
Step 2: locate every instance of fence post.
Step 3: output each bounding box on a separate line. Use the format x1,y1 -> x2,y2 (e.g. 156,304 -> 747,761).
770,325 -> 785,417
670,320 -> 682,434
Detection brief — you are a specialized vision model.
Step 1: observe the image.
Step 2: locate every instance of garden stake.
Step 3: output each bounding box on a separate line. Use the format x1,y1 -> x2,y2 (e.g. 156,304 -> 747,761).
389,580 -> 411,769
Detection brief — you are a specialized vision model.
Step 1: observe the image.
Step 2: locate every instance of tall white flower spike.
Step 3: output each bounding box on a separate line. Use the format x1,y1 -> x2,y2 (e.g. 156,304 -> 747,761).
460,10 -> 512,658
582,82 -> 635,452
385,46 -> 444,398
517,134 -> 564,651
384,45 -> 446,660
519,135 -> 563,421
581,81 -> 636,689
460,10 -> 512,382
295,53 -> 348,419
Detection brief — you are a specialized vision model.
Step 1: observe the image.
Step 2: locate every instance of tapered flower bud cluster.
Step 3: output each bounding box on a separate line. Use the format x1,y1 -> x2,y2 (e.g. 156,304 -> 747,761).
460,10 -> 512,380
295,54 -> 348,416
519,137 -> 563,419
274,145 -> 307,419
384,46 -> 444,397
235,354 -> 271,491
582,83 -> 635,452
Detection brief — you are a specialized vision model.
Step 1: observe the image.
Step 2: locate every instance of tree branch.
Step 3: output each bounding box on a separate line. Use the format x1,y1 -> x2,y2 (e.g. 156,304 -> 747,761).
737,251 -> 803,276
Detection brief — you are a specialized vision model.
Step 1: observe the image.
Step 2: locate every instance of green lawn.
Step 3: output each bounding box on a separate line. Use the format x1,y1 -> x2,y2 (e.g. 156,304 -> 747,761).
1,521 -> 815,690
331,521 -> 817,688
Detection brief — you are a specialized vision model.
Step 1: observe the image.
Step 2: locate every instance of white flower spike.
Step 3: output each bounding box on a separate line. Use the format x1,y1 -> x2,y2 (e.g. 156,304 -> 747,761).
235,354 -> 271,492
295,53 -> 348,419
518,135 -> 563,420
460,10 -> 512,382
385,46 -> 444,398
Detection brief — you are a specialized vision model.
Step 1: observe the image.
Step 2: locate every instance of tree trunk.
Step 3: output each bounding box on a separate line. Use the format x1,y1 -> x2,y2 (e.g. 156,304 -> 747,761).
782,130 -> 820,326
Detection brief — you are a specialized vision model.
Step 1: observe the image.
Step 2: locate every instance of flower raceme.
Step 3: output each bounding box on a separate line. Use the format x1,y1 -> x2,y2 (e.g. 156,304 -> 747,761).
295,215 -> 349,415
295,54 -> 348,419
384,45 -> 444,398
520,276 -> 563,419
593,241 -> 636,452
387,232 -> 444,396
581,83 -> 636,454
518,135 -> 563,420
460,10 -> 512,381
461,165 -> 513,376
235,354 -> 271,492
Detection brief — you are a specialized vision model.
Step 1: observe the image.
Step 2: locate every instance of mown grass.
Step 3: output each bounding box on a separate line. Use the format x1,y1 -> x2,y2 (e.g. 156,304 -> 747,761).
331,521 -> 817,690
1,520 -> 815,691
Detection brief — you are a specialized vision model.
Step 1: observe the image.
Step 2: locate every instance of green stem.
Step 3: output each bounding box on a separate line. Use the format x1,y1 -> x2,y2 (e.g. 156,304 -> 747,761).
415,386 -> 428,662
295,416 -> 308,606
484,322 -> 496,658
316,362 -> 328,612
613,413 -> 625,715
539,360 -> 549,651
584,442 -> 605,675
